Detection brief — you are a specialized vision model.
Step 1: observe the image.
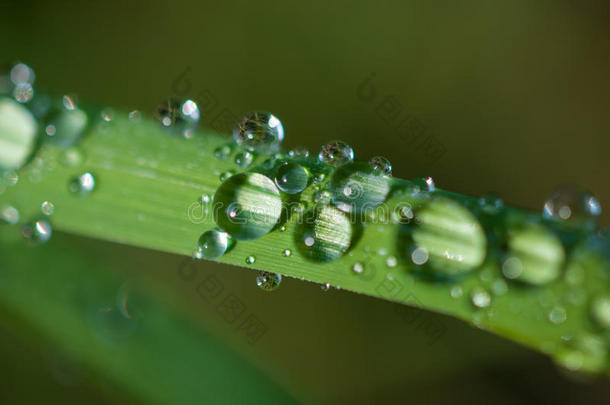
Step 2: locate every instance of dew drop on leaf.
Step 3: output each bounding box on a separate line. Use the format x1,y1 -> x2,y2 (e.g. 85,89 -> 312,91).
275,162 -> 309,194
68,172 -> 96,196
21,218 -> 52,244
368,156 -> 392,176
41,201 -> 54,216
213,172 -> 282,241
233,112 -> 284,154
296,205 -> 352,262
318,140 -> 354,167
155,98 -> 200,138
198,229 -> 231,259
256,271 -> 281,291
543,185 -> 601,230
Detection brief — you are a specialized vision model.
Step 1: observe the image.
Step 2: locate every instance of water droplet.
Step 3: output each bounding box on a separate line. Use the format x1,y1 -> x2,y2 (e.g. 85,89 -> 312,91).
13,83 -> 34,103
549,306 -> 567,324
0,98 -> 38,171
329,162 -> 390,214
219,171 -> 235,182
198,229 -> 231,259
502,224 -> 564,285
554,334 -> 607,373
10,63 -> 35,86
408,198 -> 487,277
213,173 -> 282,241
274,162 -> 309,194
283,248 -> 292,257
200,193 -> 212,204
479,194 -> 504,214
352,262 -> 364,274
386,256 -> 397,268
0,205 -> 20,224
246,255 -> 256,264
321,283 -> 331,291
368,156 -> 392,176
68,172 -> 96,196
234,151 -> 254,168
233,112 -> 284,154
155,98 -> 200,138
59,147 -> 85,167
22,219 -> 52,244
128,110 -> 141,122
470,287 -> 491,308
450,285 -> 463,298
100,108 -> 114,122
590,295 -> 610,329
288,148 -> 309,158
313,173 -> 325,183
296,205 -> 352,262
411,247 -> 430,265
313,190 -> 331,205
41,201 -> 55,216
192,249 -> 204,260
491,279 -> 508,295
214,144 -> 232,160
43,96 -> 88,148
256,271 -> 281,291
543,185 -> 601,230
318,141 -> 354,167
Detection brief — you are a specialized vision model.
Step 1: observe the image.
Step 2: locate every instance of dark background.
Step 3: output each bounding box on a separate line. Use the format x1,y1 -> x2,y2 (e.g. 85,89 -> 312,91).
1,0 -> 609,403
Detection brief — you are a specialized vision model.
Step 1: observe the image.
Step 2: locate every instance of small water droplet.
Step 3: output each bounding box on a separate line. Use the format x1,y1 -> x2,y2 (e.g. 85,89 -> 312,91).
59,147 -> 85,167
256,271 -> 281,291
43,96 -> 88,148
128,110 -> 141,122
313,190 -> 331,205
313,173 -> 325,183
0,205 -> 20,224
200,193 -> 212,204
10,63 -> 35,85
411,247 -> 430,265
368,156 -> 392,176
234,151 -> 254,168
318,141 -> 354,167
100,108 -> 114,122
450,285 -> 463,298
192,248 -> 204,260
41,201 -> 55,216
470,287 -> 491,308
233,112 -> 284,154
352,262 -> 364,274
283,249 -> 292,257
491,279 -> 508,295
288,148 -> 309,158
22,218 -> 52,244
321,283 -> 331,291
13,83 -> 34,103
155,98 -> 200,138
219,171 -> 235,182
274,162 -> 309,194
386,256 -> 397,268
246,255 -> 256,264
68,172 -> 96,196
198,229 -> 231,259
479,193 -> 503,214
549,306 -> 567,324
543,185 -> 601,230
214,144 -> 232,160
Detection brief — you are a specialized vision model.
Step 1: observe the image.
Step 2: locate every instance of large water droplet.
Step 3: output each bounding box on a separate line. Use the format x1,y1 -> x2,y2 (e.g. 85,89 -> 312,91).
274,162 -> 309,194
197,229 -> 231,259
233,112 -> 284,154
22,219 -> 52,244
256,271 -> 281,291
407,198 -> 487,277
0,98 -> 38,171
543,185 -> 601,230
68,172 -> 96,196
155,98 -> 200,138
213,172 -> 282,240
329,162 -> 390,214
502,224 -> 564,285
318,141 -> 354,167
296,205 -> 353,262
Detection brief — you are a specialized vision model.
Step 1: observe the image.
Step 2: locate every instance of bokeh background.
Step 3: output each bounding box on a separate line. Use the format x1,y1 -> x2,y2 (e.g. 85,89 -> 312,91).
1,0 -> 609,403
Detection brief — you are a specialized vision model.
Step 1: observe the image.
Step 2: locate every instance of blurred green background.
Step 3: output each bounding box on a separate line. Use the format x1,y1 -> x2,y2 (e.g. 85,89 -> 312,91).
1,0 -> 610,403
